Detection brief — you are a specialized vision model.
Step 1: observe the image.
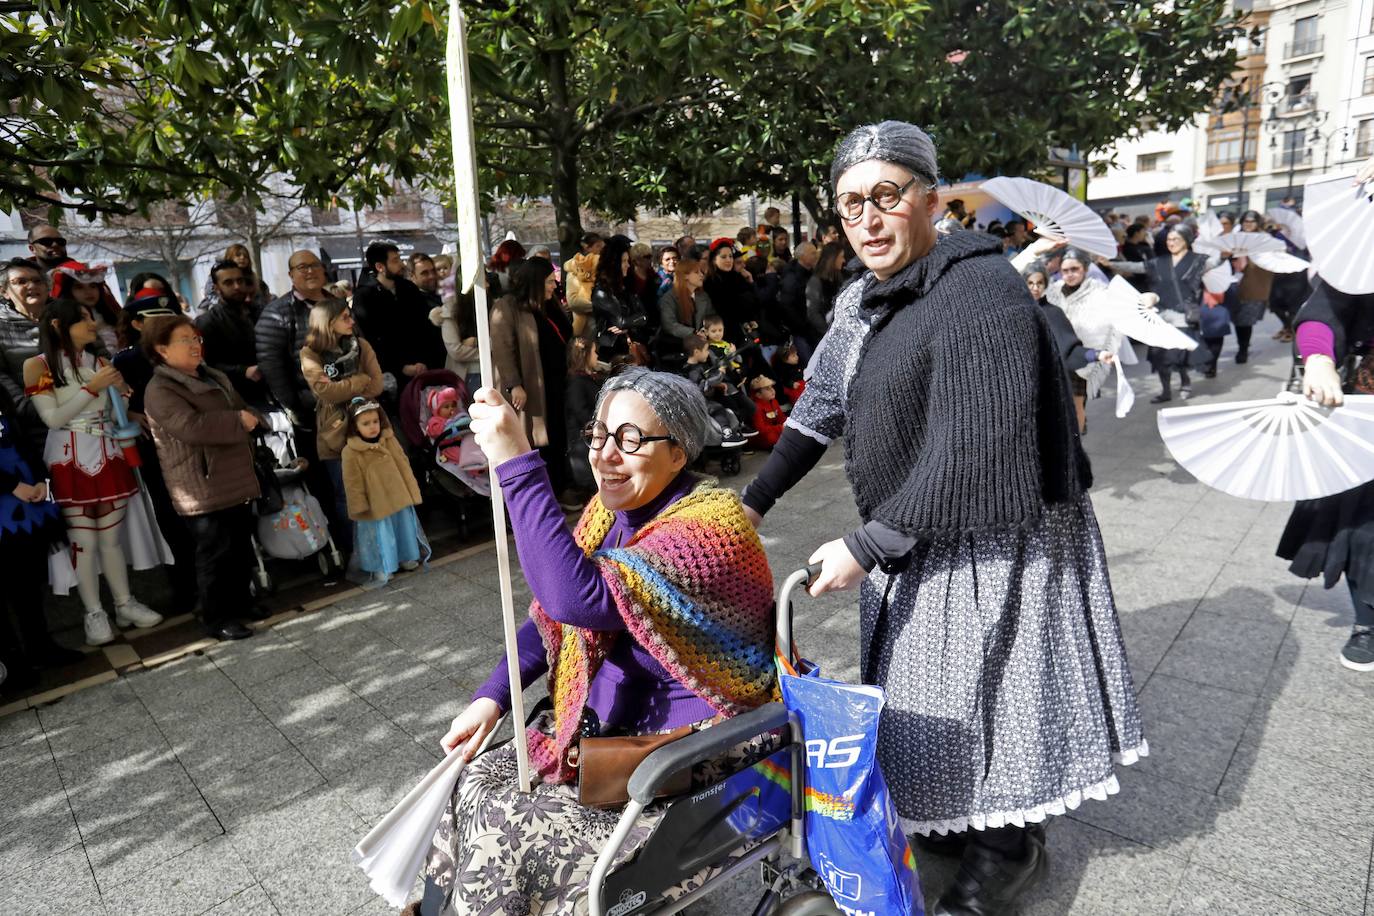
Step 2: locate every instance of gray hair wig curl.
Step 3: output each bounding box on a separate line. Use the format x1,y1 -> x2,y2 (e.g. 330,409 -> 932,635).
829,121 -> 940,190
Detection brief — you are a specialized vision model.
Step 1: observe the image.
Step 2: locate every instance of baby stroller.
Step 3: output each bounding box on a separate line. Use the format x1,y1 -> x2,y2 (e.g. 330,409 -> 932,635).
397,369 -> 492,536
249,411 -> 345,594
453,566 -> 854,916
698,403 -> 749,476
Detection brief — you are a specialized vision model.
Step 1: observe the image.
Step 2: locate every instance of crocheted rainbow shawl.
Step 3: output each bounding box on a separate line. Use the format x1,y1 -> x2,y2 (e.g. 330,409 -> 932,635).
528,479 -> 777,784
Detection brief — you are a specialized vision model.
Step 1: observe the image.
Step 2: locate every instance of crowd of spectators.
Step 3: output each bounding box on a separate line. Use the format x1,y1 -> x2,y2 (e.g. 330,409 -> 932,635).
0,219 -> 839,693
0,191 -> 1311,693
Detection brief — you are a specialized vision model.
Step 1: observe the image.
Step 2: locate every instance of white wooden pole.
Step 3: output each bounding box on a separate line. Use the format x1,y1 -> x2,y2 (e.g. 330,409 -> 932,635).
445,0 -> 531,793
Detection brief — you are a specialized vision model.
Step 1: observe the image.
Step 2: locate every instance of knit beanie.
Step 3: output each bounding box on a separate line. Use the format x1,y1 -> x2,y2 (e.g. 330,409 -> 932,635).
596,366 -> 710,460
428,386 -> 458,416
830,120 -> 940,189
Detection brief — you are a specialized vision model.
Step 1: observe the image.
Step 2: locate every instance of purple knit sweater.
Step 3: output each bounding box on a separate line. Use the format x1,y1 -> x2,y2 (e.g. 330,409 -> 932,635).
471,451 -> 715,733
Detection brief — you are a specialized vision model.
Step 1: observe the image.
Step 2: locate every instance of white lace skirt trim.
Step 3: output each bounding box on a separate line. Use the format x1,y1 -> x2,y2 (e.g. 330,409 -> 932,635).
902,739 -> 1150,837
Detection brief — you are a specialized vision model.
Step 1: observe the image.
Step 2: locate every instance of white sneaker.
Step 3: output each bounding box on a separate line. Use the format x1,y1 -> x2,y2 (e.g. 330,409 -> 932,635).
113,597 -> 163,629
84,610 -> 115,646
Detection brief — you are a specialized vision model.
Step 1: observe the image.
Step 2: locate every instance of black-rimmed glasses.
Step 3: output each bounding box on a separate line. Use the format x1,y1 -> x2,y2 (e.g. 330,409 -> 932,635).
836,177 -> 924,222
582,421 -> 675,454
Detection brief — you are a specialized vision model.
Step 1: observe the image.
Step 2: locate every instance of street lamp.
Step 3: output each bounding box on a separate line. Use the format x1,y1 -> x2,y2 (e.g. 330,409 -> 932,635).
1309,125 -> 1358,174
1210,79 -> 1285,204
1264,88 -> 1329,195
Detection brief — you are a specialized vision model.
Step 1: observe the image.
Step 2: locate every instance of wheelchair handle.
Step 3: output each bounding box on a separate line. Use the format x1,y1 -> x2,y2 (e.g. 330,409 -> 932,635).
776,564 -> 822,671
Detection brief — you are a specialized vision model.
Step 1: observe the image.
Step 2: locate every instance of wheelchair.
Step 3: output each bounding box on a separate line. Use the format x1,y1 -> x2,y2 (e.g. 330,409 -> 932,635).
583,564 -> 841,916
420,565 -> 846,916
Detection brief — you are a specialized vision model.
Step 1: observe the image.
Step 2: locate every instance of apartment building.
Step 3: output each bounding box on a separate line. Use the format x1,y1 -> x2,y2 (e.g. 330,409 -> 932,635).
1092,0 -> 1368,217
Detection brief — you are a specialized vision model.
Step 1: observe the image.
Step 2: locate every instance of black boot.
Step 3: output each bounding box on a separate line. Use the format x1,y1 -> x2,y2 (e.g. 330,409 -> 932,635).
1151,371 -> 1171,404
933,825 -> 1049,916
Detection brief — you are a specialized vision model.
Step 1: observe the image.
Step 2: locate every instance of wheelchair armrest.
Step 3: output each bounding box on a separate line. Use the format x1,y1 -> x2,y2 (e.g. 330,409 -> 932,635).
626,702 -> 790,804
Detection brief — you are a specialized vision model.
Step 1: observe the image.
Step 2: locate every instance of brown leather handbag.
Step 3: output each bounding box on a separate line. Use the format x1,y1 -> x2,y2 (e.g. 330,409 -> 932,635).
570,725 -> 695,809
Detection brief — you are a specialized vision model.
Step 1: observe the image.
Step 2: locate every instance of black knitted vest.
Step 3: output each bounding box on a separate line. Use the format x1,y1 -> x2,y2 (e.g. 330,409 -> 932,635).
844,232 -> 1091,539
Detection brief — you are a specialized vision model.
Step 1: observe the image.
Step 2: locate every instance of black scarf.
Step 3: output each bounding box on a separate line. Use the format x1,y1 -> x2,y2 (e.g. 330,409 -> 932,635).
322,335 -> 360,380
844,232 -> 1091,539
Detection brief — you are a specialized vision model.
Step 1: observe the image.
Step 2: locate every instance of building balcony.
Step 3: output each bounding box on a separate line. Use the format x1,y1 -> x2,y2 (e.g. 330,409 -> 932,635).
1272,148 -> 1312,170
1274,92 -> 1318,116
1282,36 -> 1323,58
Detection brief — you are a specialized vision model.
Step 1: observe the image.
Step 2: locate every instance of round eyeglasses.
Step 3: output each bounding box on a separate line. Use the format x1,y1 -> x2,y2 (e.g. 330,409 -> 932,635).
582,421 -> 676,454
836,177 -> 928,223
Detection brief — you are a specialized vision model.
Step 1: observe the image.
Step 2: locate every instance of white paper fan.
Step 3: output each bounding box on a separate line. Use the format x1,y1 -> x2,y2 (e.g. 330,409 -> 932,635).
1303,173 -> 1374,294
1102,275 -> 1199,351
1249,250 -> 1310,274
1157,392 -> 1374,501
1197,211 -> 1224,243
1116,335 -> 1139,366
1265,207 -> 1306,249
354,750 -> 467,906
982,176 -> 1119,259
1202,262 -> 1234,294
1193,230 -> 1284,258
1113,357 -> 1135,419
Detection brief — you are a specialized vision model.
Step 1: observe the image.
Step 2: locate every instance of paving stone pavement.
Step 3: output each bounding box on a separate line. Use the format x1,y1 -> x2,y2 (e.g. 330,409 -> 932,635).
2,315 -> 1371,915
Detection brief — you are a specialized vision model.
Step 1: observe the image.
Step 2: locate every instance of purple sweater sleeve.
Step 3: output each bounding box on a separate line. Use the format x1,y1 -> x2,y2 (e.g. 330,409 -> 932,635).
1295,321 -> 1335,361
493,450 -> 624,630
471,617 -> 546,712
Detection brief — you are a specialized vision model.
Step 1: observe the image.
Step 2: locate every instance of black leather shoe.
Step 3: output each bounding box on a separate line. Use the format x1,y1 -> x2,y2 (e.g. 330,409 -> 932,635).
208,622 -> 253,641
933,827 -> 1049,916
1236,349 -> 1249,364
243,604 -> 273,622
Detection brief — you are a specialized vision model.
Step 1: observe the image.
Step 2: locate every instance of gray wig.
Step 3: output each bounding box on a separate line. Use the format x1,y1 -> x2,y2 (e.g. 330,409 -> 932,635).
830,121 -> 940,190
595,366 -> 711,461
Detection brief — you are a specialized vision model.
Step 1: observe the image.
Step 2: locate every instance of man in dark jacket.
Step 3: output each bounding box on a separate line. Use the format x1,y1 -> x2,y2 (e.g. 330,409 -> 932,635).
197,259 -> 267,406
775,242 -> 819,347
255,250 -> 327,425
252,249 -> 341,549
0,258 -> 55,455
352,243 -> 445,398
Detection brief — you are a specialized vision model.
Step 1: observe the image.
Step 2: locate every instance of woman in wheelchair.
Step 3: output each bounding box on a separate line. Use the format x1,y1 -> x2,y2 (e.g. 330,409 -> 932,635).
412,367 -> 778,915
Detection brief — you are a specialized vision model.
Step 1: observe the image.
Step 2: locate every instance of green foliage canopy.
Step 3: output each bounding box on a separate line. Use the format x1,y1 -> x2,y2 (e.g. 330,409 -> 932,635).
2,0 -> 1241,250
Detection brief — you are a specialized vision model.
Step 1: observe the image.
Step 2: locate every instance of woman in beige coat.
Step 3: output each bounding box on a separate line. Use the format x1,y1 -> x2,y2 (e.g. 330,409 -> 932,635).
490,258 -> 577,505
300,299 -> 383,556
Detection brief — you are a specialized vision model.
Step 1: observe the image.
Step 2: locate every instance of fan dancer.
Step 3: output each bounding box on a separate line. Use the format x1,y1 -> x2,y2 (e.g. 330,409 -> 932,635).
23,301 -> 162,645
1277,280 -> 1374,671
1021,260 -> 1103,397
742,122 -> 1145,916
1228,212 -> 1275,365
1101,225 -> 1209,403
1043,248 -> 1119,433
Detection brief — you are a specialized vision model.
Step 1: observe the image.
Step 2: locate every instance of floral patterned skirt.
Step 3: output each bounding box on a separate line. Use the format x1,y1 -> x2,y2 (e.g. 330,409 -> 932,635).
419,714 -> 777,915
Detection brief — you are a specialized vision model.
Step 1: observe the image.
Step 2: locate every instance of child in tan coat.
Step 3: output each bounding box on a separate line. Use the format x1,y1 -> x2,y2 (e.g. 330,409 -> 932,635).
341,398 -> 429,587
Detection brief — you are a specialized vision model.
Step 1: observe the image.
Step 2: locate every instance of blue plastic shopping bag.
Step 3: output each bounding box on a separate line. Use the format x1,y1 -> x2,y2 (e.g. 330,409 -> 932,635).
780,656 -> 923,916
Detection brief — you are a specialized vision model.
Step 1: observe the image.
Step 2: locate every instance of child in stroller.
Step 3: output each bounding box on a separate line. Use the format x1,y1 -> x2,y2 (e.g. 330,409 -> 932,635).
423,387 -> 482,471
398,369 -> 491,498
